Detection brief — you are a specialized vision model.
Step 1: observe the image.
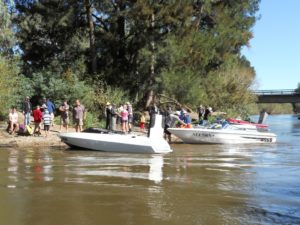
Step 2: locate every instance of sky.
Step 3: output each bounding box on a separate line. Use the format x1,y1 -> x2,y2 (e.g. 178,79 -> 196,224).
242,0 -> 300,90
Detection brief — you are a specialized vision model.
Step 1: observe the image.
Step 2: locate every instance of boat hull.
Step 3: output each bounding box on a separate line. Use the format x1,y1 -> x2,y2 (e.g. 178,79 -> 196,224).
168,128 -> 277,144
59,132 -> 172,154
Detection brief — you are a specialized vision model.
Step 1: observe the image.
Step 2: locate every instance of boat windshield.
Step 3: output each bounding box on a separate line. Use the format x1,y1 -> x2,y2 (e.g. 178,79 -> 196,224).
224,124 -> 257,131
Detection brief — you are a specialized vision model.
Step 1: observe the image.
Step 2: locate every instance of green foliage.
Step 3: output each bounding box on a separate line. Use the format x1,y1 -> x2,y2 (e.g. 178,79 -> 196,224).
28,70 -> 95,109
5,0 -> 261,119
0,56 -> 19,117
83,111 -> 105,128
0,0 -> 15,54
247,103 -> 294,115
157,33 -> 256,113
201,56 -> 256,110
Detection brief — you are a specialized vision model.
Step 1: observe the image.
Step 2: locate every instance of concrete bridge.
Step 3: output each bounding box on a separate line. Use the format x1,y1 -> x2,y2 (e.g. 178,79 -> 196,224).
254,89 -> 300,104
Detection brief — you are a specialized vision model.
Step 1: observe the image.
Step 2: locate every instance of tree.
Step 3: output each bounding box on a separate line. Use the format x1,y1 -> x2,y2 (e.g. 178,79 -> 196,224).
15,0 -> 88,76
0,0 -> 15,54
13,0 -> 261,114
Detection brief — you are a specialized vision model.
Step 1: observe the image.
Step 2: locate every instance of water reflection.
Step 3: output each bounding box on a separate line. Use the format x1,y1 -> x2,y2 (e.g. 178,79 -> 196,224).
148,155 -> 164,183
64,154 -> 164,184
7,148 -> 54,186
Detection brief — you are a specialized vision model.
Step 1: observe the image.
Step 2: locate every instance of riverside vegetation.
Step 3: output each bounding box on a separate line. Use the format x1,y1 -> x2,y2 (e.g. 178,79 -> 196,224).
0,0 -> 298,124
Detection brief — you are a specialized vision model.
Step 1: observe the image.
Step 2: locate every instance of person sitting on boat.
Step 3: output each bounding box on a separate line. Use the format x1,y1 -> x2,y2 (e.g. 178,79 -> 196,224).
182,111 -> 192,128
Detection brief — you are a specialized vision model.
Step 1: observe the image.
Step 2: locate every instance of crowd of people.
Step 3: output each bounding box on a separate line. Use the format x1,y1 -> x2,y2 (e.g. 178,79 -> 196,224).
7,96 -> 86,137
104,102 -> 134,133
6,95 -> 217,142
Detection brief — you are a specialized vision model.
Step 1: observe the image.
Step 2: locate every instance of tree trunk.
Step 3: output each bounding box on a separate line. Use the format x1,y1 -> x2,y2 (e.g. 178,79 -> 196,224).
144,13 -> 156,109
145,90 -> 154,108
84,0 -> 97,74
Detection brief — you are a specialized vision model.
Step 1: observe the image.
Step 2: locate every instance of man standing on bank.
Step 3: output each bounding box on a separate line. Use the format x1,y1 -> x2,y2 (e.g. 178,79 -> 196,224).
22,96 -> 32,126
59,100 -> 69,132
73,99 -> 85,132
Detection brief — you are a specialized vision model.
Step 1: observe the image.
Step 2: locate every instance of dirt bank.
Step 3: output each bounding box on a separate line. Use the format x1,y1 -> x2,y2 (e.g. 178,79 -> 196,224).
0,124 -> 70,148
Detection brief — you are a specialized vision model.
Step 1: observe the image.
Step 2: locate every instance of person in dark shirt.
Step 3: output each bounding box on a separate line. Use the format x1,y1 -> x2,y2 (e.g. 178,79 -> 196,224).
59,100 -> 69,132
197,105 -> 205,124
22,96 -> 32,126
105,102 -> 113,130
203,106 -> 213,125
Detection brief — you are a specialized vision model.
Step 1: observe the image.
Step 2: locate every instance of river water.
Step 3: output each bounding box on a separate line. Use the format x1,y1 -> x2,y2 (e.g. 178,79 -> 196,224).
0,115 -> 299,225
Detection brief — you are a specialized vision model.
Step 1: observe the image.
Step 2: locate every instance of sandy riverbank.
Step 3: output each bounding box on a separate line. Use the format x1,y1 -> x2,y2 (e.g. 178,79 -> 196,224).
0,124 -> 72,148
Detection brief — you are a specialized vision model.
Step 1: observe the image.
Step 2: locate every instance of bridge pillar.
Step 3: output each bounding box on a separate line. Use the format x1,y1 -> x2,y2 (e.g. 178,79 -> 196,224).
293,103 -> 300,113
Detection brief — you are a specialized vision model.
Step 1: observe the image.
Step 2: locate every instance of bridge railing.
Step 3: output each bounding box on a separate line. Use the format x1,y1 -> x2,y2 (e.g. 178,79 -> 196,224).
253,89 -> 300,95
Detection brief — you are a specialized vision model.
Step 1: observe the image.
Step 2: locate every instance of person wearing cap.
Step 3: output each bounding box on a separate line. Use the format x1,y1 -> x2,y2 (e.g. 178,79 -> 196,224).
182,110 -> 192,128
164,108 -> 186,142
22,96 -> 32,126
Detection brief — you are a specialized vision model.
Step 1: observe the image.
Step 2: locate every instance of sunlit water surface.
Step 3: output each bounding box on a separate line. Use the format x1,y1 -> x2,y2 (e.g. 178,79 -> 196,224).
0,115 -> 300,225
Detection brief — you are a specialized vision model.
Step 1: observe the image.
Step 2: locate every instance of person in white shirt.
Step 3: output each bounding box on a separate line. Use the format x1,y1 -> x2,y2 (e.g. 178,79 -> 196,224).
8,107 -> 19,134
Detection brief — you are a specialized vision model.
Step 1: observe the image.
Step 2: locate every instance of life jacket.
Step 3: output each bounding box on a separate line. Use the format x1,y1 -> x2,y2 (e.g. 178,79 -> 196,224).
26,125 -> 34,135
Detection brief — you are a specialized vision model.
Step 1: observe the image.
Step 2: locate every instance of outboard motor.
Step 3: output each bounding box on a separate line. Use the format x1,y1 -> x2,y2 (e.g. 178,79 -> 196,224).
258,110 -> 268,124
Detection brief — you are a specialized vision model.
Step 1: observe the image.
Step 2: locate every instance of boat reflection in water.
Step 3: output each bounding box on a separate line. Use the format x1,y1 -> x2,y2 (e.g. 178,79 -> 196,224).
63,154 -> 164,184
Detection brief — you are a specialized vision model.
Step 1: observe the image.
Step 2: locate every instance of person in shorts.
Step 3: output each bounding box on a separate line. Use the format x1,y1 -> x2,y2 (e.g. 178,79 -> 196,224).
33,105 -> 43,136
126,102 -> 134,133
59,100 -> 69,132
43,109 -> 51,137
8,107 -> 19,134
140,112 -> 146,132
120,104 -> 129,133
73,99 -> 85,132
42,97 -> 56,126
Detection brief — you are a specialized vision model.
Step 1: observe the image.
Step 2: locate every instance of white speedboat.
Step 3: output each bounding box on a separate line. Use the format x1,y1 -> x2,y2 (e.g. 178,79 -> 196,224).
59,115 -> 172,154
168,124 -> 277,144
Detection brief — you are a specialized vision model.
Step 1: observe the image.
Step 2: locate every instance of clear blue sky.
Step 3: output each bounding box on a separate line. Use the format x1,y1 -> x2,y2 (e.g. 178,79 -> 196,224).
242,0 -> 300,90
